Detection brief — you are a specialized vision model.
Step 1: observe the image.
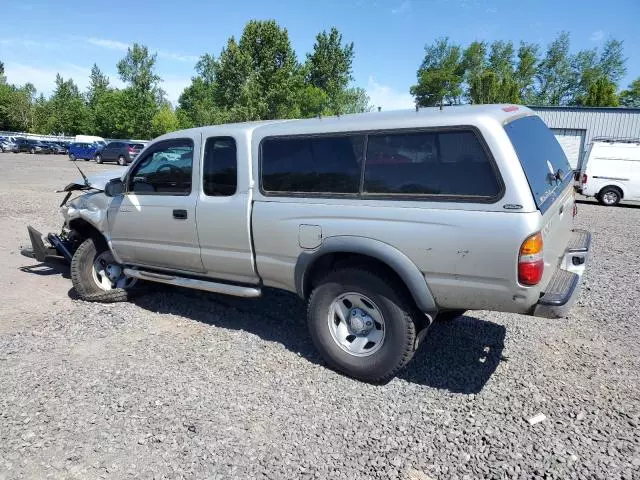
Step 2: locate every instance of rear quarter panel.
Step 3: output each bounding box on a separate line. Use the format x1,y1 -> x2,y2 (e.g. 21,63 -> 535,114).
251,115 -> 549,313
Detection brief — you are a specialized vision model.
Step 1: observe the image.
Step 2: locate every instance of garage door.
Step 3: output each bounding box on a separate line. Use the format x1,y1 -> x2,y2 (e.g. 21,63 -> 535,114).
552,129 -> 585,170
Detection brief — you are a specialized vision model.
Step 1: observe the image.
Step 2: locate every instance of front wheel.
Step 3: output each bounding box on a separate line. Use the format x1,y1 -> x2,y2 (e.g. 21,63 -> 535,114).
118,155 -> 126,166
95,153 -> 103,164
69,153 -> 76,161
29,148 -> 35,154
70,237 -> 136,303
308,268 -> 417,382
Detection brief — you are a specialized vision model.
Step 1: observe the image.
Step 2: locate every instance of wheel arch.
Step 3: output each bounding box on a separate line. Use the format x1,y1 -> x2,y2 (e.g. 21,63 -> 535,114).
599,183 -> 625,199
295,236 -> 437,314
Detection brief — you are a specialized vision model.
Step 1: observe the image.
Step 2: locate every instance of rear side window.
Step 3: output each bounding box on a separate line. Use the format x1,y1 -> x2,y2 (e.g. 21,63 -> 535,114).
261,136 -> 364,194
505,115 -> 572,211
203,137 -> 237,196
364,130 -> 500,197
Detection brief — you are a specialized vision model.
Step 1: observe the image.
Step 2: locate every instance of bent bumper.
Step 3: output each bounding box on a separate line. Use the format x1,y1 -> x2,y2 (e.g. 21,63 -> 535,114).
21,226 -> 73,263
533,229 -> 591,319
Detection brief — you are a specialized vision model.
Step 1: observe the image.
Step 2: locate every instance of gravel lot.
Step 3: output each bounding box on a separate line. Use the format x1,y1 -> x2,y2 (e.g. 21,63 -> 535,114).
0,152 -> 639,480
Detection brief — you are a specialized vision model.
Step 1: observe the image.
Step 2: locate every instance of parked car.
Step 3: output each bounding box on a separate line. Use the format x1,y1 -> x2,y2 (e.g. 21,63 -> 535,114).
0,140 -> 16,152
23,105 -> 591,382
45,142 -> 67,154
96,141 -> 145,165
68,142 -> 103,161
14,139 -> 53,154
578,138 -> 640,206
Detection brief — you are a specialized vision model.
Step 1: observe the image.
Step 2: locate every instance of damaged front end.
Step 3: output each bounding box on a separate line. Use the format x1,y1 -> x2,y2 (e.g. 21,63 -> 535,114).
21,168 -> 126,264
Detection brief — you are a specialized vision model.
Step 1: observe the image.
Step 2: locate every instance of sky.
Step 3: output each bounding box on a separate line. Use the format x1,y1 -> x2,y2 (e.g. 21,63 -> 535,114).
1,0 -> 639,110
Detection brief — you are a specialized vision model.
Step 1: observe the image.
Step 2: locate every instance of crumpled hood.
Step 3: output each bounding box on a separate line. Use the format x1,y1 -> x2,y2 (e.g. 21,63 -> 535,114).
63,166 -> 128,192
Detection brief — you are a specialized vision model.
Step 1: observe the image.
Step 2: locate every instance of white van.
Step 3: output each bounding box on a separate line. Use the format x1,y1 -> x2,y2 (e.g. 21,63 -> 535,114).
74,135 -> 107,147
579,139 -> 640,206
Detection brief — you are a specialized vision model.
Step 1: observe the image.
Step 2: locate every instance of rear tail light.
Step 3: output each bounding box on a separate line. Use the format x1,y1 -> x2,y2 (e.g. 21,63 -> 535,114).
582,173 -> 588,185
128,146 -> 134,152
519,232 -> 544,286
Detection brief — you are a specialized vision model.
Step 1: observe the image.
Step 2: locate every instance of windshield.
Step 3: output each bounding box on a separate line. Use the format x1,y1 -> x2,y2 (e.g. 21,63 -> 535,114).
505,115 -> 572,212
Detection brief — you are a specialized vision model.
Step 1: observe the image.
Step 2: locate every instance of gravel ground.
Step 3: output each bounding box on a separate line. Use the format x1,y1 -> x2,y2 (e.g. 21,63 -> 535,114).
0,153 -> 639,480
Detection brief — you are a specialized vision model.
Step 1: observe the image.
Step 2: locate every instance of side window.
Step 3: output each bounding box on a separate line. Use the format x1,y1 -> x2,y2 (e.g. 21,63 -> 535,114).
363,130 -> 500,198
127,139 -> 194,195
261,135 -> 364,194
203,137 -> 237,196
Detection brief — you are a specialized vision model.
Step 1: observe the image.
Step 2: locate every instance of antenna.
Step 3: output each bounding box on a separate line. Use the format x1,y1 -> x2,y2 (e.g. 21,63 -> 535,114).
73,162 -> 90,187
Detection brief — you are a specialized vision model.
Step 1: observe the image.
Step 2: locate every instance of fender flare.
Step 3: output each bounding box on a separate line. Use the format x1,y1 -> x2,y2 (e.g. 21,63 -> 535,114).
597,182 -> 627,198
294,236 -> 437,314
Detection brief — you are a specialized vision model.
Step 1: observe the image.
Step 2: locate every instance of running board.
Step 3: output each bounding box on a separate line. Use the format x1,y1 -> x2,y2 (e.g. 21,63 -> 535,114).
123,268 -> 261,298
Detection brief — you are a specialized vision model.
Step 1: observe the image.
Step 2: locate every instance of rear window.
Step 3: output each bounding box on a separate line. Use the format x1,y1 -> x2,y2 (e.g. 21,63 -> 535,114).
505,116 -> 572,211
128,143 -> 144,149
363,130 -> 500,197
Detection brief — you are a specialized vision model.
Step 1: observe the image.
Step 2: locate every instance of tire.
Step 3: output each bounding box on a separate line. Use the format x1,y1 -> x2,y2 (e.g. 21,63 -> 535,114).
598,186 -> 621,206
434,309 -> 466,322
29,148 -> 35,154
308,267 -> 417,383
95,153 -> 103,164
70,237 -> 135,303
118,155 -> 126,166
69,153 -> 76,161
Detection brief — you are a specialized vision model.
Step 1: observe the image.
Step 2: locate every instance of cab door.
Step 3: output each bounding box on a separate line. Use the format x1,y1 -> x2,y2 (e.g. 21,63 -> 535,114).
108,136 -> 204,273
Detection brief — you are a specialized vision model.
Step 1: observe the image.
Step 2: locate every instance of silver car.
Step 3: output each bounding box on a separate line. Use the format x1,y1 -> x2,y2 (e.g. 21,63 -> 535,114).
23,105 -> 591,382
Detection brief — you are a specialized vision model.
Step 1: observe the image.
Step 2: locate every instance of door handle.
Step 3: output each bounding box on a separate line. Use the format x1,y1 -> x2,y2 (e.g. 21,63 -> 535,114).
173,209 -> 187,220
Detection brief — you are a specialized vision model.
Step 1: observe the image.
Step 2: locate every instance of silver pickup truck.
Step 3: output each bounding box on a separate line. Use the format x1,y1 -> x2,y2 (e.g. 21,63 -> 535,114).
24,105 -> 591,382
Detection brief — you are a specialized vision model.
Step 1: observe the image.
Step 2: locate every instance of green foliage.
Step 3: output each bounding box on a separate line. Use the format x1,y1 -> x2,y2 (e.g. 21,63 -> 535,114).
411,37 -> 464,106
413,33 -> 630,108
46,75 -> 90,134
150,104 -> 179,137
619,78 -> 640,107
515,42 -> 539,103
583,77 -> 619,106
535,32 -> 574,105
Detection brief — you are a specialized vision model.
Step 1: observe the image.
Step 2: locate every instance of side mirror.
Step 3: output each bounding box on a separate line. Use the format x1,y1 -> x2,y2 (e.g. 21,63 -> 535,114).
104,178 -> 124,197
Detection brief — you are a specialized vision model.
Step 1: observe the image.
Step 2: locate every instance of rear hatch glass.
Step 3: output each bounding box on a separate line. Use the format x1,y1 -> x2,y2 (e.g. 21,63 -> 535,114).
505,115 -> 573,213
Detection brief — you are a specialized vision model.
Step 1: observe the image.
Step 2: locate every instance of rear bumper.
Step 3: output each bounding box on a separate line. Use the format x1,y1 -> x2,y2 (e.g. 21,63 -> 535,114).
533,229 -> 591,319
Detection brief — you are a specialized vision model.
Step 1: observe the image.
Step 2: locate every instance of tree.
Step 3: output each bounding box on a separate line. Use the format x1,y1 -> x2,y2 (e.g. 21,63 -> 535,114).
411,37 -> 464,107
176,53 -> 225,128
599,38 -> 626,85
236,20 -> 300,120
535,32 -> 574,105
619,78 -> 640,107
87,64 -> 110,107
462,41 -> 487,103
515,42 -> 539,103
583,77 -> 619,106
305,27 -> 355,114
150,104 -> 179,137
116,43 -> 163,138
48,75 -> 89,134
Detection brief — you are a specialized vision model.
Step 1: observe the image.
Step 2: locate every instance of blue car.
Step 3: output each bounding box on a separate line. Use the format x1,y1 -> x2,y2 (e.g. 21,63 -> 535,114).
68,142 -> 103,161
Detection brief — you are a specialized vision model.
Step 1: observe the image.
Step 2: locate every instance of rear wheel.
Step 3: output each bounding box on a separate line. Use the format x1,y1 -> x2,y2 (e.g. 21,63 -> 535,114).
598,186 -> 621,206
70,237 -> 136,303
308,267 -> 417,382
118,155 -> 126,166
